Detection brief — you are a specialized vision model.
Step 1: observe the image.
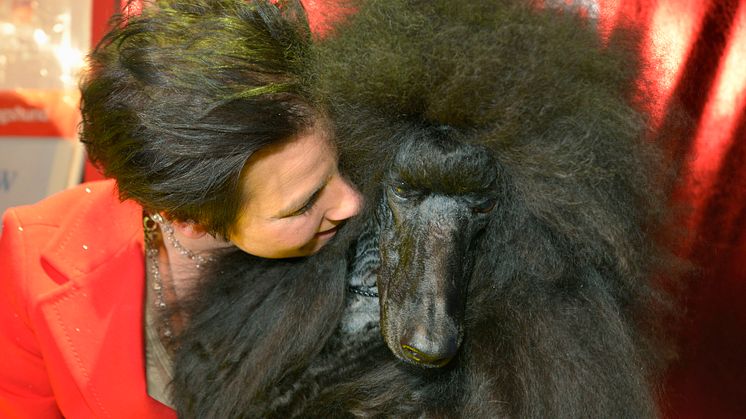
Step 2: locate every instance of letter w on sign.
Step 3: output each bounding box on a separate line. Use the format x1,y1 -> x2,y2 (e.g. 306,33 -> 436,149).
0,170 -> 18,192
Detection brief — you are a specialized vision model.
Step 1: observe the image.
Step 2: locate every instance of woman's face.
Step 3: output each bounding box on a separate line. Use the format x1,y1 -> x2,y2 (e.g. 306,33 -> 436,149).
228,128 -> 362,258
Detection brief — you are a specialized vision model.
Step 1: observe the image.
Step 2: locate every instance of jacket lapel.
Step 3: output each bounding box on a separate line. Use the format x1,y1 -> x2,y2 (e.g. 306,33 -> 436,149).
32,182 -> 172,417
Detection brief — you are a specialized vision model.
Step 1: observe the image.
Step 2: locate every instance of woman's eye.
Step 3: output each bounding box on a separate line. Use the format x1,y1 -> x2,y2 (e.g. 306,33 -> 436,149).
287,196 -> 319,217
294,201 -> 315,215
472,198 -> 497,214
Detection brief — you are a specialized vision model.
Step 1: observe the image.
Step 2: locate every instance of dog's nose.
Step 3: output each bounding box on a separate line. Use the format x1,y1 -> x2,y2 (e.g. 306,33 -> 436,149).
400,334 -> 458,367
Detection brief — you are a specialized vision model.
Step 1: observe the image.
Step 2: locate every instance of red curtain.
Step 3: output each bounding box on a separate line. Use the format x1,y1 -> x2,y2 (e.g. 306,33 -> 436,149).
597,0 -> 746,417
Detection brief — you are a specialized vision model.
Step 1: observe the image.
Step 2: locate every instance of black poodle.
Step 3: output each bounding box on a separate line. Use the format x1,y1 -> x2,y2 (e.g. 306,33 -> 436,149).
171,1 -> 683,417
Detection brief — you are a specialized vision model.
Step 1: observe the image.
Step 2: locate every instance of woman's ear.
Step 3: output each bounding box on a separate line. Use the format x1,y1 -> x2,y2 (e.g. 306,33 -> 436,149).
171,220 -> 209,239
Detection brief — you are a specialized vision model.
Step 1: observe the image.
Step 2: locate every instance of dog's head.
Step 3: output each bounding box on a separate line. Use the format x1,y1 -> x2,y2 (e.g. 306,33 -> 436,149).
375,127 -> 500,368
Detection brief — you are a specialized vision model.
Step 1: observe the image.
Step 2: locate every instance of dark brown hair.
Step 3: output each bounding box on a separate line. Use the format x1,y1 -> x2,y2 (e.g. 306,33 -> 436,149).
80,0 -> 315,237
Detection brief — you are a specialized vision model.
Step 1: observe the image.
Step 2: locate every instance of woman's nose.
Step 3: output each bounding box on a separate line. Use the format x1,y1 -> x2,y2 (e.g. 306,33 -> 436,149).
325,176 -> 363,221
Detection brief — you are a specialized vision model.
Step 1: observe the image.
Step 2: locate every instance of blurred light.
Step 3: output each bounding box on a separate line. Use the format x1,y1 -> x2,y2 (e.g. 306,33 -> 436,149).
643,0 -> 705,127
59,74 -> 75,86
52,44 -> 84,88
33,28 -> 49,45
676,1 -> 746,240
708,3 -> 746,120
0,23 -> 17,37
689,3 -> 746,189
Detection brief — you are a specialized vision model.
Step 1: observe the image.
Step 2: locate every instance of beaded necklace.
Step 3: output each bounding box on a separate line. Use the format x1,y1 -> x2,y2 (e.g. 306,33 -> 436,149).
143,213 -> 213,344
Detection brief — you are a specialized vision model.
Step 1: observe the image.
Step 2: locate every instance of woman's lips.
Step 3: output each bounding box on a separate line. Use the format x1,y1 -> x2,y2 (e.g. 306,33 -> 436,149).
316,224 -> 340,239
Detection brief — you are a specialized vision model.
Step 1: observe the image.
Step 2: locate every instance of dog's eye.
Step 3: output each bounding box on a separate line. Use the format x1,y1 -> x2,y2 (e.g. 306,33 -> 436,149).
472,198 -> 496,214
391,183 -> 410,199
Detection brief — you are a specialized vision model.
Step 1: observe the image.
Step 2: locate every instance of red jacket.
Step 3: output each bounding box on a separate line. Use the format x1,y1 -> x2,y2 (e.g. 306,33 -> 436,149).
0,180 -> 176,418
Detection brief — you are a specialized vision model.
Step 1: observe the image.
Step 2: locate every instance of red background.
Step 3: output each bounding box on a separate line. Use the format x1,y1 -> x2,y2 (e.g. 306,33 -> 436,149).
592,1 -> 745,417
600,1 -> 746,417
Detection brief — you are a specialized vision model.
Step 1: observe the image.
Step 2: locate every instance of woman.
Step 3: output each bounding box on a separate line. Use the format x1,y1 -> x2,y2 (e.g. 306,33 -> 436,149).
0,1 -> 361,417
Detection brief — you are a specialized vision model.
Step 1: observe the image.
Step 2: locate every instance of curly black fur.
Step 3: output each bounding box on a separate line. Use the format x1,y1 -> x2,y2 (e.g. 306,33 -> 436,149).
171,1 -> 680,417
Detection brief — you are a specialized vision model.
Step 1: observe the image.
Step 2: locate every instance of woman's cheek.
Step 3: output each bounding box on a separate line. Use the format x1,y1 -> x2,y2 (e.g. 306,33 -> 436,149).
279,217 -> 317,246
